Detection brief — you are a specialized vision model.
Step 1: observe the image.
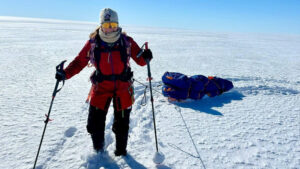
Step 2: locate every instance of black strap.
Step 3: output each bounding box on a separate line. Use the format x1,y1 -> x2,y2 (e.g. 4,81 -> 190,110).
94,35 -> 102,71
92,70 -> 133,82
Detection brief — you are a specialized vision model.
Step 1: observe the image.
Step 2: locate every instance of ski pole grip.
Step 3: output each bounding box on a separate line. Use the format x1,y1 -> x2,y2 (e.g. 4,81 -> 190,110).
56,60 -> 67,72
144,42 -> 150,64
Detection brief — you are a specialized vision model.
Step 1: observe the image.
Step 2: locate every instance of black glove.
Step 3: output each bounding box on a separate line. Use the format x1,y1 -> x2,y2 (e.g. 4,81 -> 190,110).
142,49 -> 153,61
55,70 -> 66,81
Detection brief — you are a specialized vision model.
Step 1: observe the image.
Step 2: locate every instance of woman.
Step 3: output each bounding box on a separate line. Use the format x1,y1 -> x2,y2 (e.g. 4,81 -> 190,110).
55,8 -> 152,156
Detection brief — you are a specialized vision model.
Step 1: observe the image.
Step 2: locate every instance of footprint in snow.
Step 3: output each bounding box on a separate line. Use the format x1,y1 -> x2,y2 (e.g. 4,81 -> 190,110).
64,127 -> 77,138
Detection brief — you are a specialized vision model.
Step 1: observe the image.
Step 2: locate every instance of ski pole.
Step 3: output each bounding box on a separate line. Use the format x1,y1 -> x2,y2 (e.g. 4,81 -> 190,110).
144,43 -> 159,153
138,43 -> 164,163
33,60 -> 66,169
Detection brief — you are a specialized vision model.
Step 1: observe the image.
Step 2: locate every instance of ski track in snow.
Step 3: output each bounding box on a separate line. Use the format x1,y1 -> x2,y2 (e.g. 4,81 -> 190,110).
0,17 -> 300,169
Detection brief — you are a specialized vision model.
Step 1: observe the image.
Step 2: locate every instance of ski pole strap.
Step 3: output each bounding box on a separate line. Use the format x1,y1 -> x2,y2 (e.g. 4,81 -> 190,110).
55,60 -> 67,94
55,80 -> 65,93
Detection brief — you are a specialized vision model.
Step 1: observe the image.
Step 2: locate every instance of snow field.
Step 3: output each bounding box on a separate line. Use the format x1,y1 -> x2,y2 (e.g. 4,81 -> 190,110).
0,17 -> 299,168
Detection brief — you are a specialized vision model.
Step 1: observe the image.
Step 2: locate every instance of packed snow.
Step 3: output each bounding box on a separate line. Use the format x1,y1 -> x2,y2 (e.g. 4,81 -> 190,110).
0,16 -> 299,169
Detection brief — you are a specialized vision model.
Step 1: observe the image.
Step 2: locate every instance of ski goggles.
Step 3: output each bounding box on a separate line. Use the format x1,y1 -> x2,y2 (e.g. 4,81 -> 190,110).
101,22 -> 118,29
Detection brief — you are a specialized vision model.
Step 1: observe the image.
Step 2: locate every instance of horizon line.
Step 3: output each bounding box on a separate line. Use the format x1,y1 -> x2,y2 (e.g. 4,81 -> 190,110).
1,15 -> 299,36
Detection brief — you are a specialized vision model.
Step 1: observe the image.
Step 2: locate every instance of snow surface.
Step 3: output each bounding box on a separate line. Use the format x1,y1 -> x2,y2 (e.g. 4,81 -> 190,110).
0,16 -> 300,169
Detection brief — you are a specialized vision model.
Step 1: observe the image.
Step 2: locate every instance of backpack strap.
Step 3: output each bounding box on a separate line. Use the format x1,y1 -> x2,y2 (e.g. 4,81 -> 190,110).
94,35 -> 102,71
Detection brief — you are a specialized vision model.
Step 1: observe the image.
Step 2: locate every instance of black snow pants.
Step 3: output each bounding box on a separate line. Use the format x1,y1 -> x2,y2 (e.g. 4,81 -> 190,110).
87,101 -> 131,153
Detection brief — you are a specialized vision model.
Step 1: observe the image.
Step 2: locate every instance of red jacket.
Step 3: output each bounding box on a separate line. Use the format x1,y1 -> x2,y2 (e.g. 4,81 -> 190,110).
64,34 -> 147,111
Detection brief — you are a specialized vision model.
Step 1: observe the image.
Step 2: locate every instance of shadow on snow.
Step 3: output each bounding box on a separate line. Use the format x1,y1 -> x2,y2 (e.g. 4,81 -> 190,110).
174,90 -> 245,116
80,151 -> 120,169
122,154 -> 148,169
81,152 -> 152,169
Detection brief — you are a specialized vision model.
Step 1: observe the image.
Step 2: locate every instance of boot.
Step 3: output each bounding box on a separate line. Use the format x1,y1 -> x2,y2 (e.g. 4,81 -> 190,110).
91,132 -> 105,152
114,149 -> 127,156
114,134 -> 128,156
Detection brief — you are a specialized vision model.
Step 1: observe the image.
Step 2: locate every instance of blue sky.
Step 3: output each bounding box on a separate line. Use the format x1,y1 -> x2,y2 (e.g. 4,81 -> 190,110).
1,0 -> 300,34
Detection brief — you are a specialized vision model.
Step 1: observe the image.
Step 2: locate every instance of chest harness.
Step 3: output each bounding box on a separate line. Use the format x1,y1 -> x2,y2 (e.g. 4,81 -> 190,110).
90,34 -> 133,83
